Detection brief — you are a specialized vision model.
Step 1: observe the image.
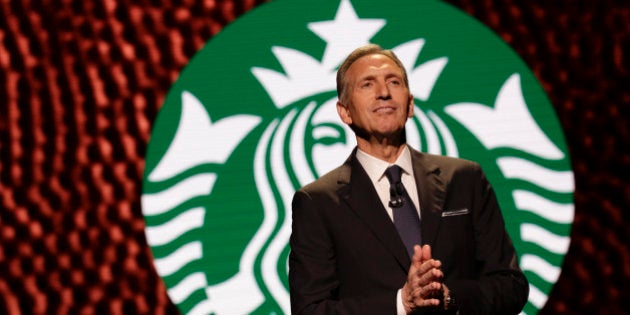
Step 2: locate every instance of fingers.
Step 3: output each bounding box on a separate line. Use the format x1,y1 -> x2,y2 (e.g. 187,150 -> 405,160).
411,245 -> 423,265
411,259 -> 442,284
408,265 -> 443,294
418,257 -> 442,273
411,245 -> 435,272
409,245 -> 442,286
412,244 -> 432,263
421,244 -> 432,261
412,245 -> 431,261
420,263 -> 443,283
404,280 -> 443,310
403,244 -> 444,312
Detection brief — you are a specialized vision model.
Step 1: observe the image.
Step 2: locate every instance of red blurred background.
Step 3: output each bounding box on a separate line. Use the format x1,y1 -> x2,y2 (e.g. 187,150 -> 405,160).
0,0 -> 628,314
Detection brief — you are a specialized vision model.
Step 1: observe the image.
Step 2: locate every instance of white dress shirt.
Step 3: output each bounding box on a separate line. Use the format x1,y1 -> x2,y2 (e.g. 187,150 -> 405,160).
355,146 -> 421,220
355,146 -> 421,315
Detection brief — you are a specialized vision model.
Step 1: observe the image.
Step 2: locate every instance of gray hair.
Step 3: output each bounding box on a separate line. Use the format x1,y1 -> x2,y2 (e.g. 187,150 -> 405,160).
336,44 -> 409,105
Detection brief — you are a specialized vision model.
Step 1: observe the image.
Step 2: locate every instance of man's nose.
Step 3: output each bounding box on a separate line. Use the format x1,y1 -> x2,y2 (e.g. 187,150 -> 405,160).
376,82 -> 391,99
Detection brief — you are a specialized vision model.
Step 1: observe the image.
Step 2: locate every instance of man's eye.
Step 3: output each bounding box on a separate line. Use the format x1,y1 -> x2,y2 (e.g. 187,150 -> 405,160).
389,80 -> 401,86
361,82 -> 373,88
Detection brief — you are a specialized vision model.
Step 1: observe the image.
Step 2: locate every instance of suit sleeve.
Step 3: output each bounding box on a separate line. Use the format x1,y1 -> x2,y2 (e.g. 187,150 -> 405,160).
445,164 -> 529,314
289,189 -> 397,315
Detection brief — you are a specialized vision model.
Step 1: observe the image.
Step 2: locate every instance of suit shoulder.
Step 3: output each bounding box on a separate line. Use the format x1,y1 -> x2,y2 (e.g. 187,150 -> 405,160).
422,153 -> 481,172
299,164 -> 347,194
438,155 -> 479,168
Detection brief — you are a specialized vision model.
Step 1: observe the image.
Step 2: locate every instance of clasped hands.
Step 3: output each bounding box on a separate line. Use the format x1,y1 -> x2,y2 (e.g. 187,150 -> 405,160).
401,245 -> 447,314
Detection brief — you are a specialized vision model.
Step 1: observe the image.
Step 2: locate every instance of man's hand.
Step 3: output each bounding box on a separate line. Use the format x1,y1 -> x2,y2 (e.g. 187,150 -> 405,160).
401,245 -> 443,314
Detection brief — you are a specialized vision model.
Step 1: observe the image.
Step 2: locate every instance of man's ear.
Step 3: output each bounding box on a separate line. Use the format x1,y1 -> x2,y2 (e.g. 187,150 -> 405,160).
407,94 -> 414,118
337,101 -> 352,125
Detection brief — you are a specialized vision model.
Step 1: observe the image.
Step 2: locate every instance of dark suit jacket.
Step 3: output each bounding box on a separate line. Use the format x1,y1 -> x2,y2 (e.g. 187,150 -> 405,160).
289,146 -> 528,314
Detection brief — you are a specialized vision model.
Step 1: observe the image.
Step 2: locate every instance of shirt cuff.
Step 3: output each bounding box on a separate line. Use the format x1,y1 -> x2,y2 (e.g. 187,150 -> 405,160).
396,289 -> 406,315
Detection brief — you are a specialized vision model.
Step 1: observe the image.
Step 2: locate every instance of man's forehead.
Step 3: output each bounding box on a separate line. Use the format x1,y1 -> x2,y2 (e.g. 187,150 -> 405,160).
348,54 -> 402,77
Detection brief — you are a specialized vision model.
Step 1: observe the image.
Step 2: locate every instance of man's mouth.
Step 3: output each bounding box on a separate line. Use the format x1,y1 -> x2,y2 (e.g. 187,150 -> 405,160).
374,106 -> 396,113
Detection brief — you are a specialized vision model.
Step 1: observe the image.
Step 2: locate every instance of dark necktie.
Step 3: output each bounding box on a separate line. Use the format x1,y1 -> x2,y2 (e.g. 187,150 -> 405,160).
384,165 -> 422,258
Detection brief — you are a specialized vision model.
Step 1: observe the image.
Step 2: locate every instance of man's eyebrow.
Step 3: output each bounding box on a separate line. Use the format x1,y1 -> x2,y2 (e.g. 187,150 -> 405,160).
355,74 -> 376,83
357,71 -> 401,82
385,72 -> 403,79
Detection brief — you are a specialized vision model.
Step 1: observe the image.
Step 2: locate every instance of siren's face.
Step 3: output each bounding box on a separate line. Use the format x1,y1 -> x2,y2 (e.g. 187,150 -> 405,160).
337,54 -> 414,142
310,98 -> 356,176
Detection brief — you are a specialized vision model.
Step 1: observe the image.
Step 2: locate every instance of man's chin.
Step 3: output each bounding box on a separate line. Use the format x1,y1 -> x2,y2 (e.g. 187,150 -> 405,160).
352,125 -> 407,144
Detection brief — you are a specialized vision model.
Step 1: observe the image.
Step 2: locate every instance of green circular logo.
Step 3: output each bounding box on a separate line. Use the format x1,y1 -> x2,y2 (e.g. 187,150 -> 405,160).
142,0 -> 574,314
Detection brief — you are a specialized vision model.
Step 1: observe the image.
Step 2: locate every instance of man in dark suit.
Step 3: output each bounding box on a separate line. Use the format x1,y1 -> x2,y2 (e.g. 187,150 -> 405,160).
289,44 -> 529,314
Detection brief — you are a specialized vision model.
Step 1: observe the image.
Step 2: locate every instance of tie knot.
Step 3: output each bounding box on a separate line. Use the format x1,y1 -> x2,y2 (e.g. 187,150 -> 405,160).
384,165 -> 403,184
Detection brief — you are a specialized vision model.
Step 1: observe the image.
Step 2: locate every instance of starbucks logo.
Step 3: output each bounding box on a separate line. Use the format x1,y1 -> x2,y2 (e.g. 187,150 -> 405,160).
141,0 -> 574,314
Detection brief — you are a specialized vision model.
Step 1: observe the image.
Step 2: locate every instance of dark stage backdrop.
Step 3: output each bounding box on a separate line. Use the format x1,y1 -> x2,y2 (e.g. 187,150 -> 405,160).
0,0 -> 627,314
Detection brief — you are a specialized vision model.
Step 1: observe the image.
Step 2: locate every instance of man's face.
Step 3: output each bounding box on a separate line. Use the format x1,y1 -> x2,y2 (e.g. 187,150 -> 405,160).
337,54 -> 413,140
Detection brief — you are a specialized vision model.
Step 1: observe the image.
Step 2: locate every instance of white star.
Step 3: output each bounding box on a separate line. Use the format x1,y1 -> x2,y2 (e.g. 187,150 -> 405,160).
308,0 -> 386,70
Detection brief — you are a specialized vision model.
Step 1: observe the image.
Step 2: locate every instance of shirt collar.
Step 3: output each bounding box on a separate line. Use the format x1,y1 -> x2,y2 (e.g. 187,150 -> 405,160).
356,146 -> 413,183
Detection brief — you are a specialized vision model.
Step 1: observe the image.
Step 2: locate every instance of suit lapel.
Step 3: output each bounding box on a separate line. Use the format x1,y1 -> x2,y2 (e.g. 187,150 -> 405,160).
337,154 -> 410,272
410,148 -> 446,247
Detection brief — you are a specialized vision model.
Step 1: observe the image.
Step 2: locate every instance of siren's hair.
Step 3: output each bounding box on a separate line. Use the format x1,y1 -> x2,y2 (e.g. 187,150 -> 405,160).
336,44 -> 409,105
